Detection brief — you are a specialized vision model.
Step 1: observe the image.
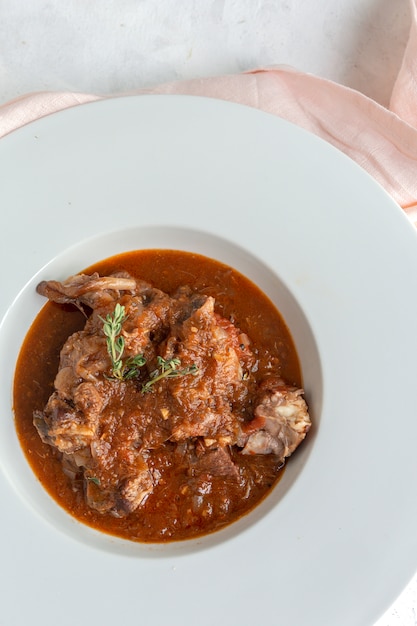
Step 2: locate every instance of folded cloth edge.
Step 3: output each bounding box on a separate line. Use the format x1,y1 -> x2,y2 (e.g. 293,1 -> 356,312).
1,65 -> 417,220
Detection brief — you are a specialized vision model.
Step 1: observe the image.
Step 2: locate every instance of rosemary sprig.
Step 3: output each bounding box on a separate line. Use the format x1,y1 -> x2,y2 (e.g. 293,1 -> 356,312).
99,303 -> 146,380
141,356 -> 198,393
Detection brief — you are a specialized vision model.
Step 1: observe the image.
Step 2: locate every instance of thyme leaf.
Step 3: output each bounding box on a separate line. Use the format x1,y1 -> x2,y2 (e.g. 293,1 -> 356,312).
141,356 -> 199,393
86,476 -> 101,486
99,304 -> 146,381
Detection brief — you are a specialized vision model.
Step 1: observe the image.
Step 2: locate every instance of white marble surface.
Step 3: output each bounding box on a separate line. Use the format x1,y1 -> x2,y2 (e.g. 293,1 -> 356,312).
0,0 -> 412,107
0,1 -> 416,624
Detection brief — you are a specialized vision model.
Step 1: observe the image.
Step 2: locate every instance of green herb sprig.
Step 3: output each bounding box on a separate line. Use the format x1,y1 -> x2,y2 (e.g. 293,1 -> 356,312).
100,304 -> 198,387
99,303 -> 146,380
141,356 -> 199,393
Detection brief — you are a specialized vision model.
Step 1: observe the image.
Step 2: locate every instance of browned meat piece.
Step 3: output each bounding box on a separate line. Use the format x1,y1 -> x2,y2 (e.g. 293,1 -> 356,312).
33,272 -> 176,516
33,392 -> 97,454
167,296 -> 256,444
36,272 -> 137,310
84,453 -> 153,515
34,271 -> 311,518
191,445 -> 241,479
56,333 -> 109,387
241,379 -> 311,463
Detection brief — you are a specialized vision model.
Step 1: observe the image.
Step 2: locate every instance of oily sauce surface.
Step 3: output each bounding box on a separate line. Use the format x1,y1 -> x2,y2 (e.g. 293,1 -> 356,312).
14,250 -> 301,542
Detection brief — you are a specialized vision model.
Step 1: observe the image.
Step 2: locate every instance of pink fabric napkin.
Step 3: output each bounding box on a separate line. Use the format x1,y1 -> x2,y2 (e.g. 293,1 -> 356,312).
1,2 -> 417,223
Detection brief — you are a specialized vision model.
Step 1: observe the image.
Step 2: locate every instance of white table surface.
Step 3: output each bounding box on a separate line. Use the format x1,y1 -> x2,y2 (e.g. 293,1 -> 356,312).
0,1 -> 415,624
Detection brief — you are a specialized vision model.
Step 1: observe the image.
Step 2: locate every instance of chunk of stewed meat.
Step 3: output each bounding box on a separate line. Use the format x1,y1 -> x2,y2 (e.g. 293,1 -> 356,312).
241,380 -> 311,462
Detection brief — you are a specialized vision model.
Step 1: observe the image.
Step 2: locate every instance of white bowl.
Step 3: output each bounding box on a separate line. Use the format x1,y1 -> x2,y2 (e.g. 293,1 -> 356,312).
1,95 -> 417,626
0,224 -> 321,556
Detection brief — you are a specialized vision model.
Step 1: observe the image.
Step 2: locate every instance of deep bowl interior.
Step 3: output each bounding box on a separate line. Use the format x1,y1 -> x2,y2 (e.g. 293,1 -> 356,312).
0,224 -> 322,557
